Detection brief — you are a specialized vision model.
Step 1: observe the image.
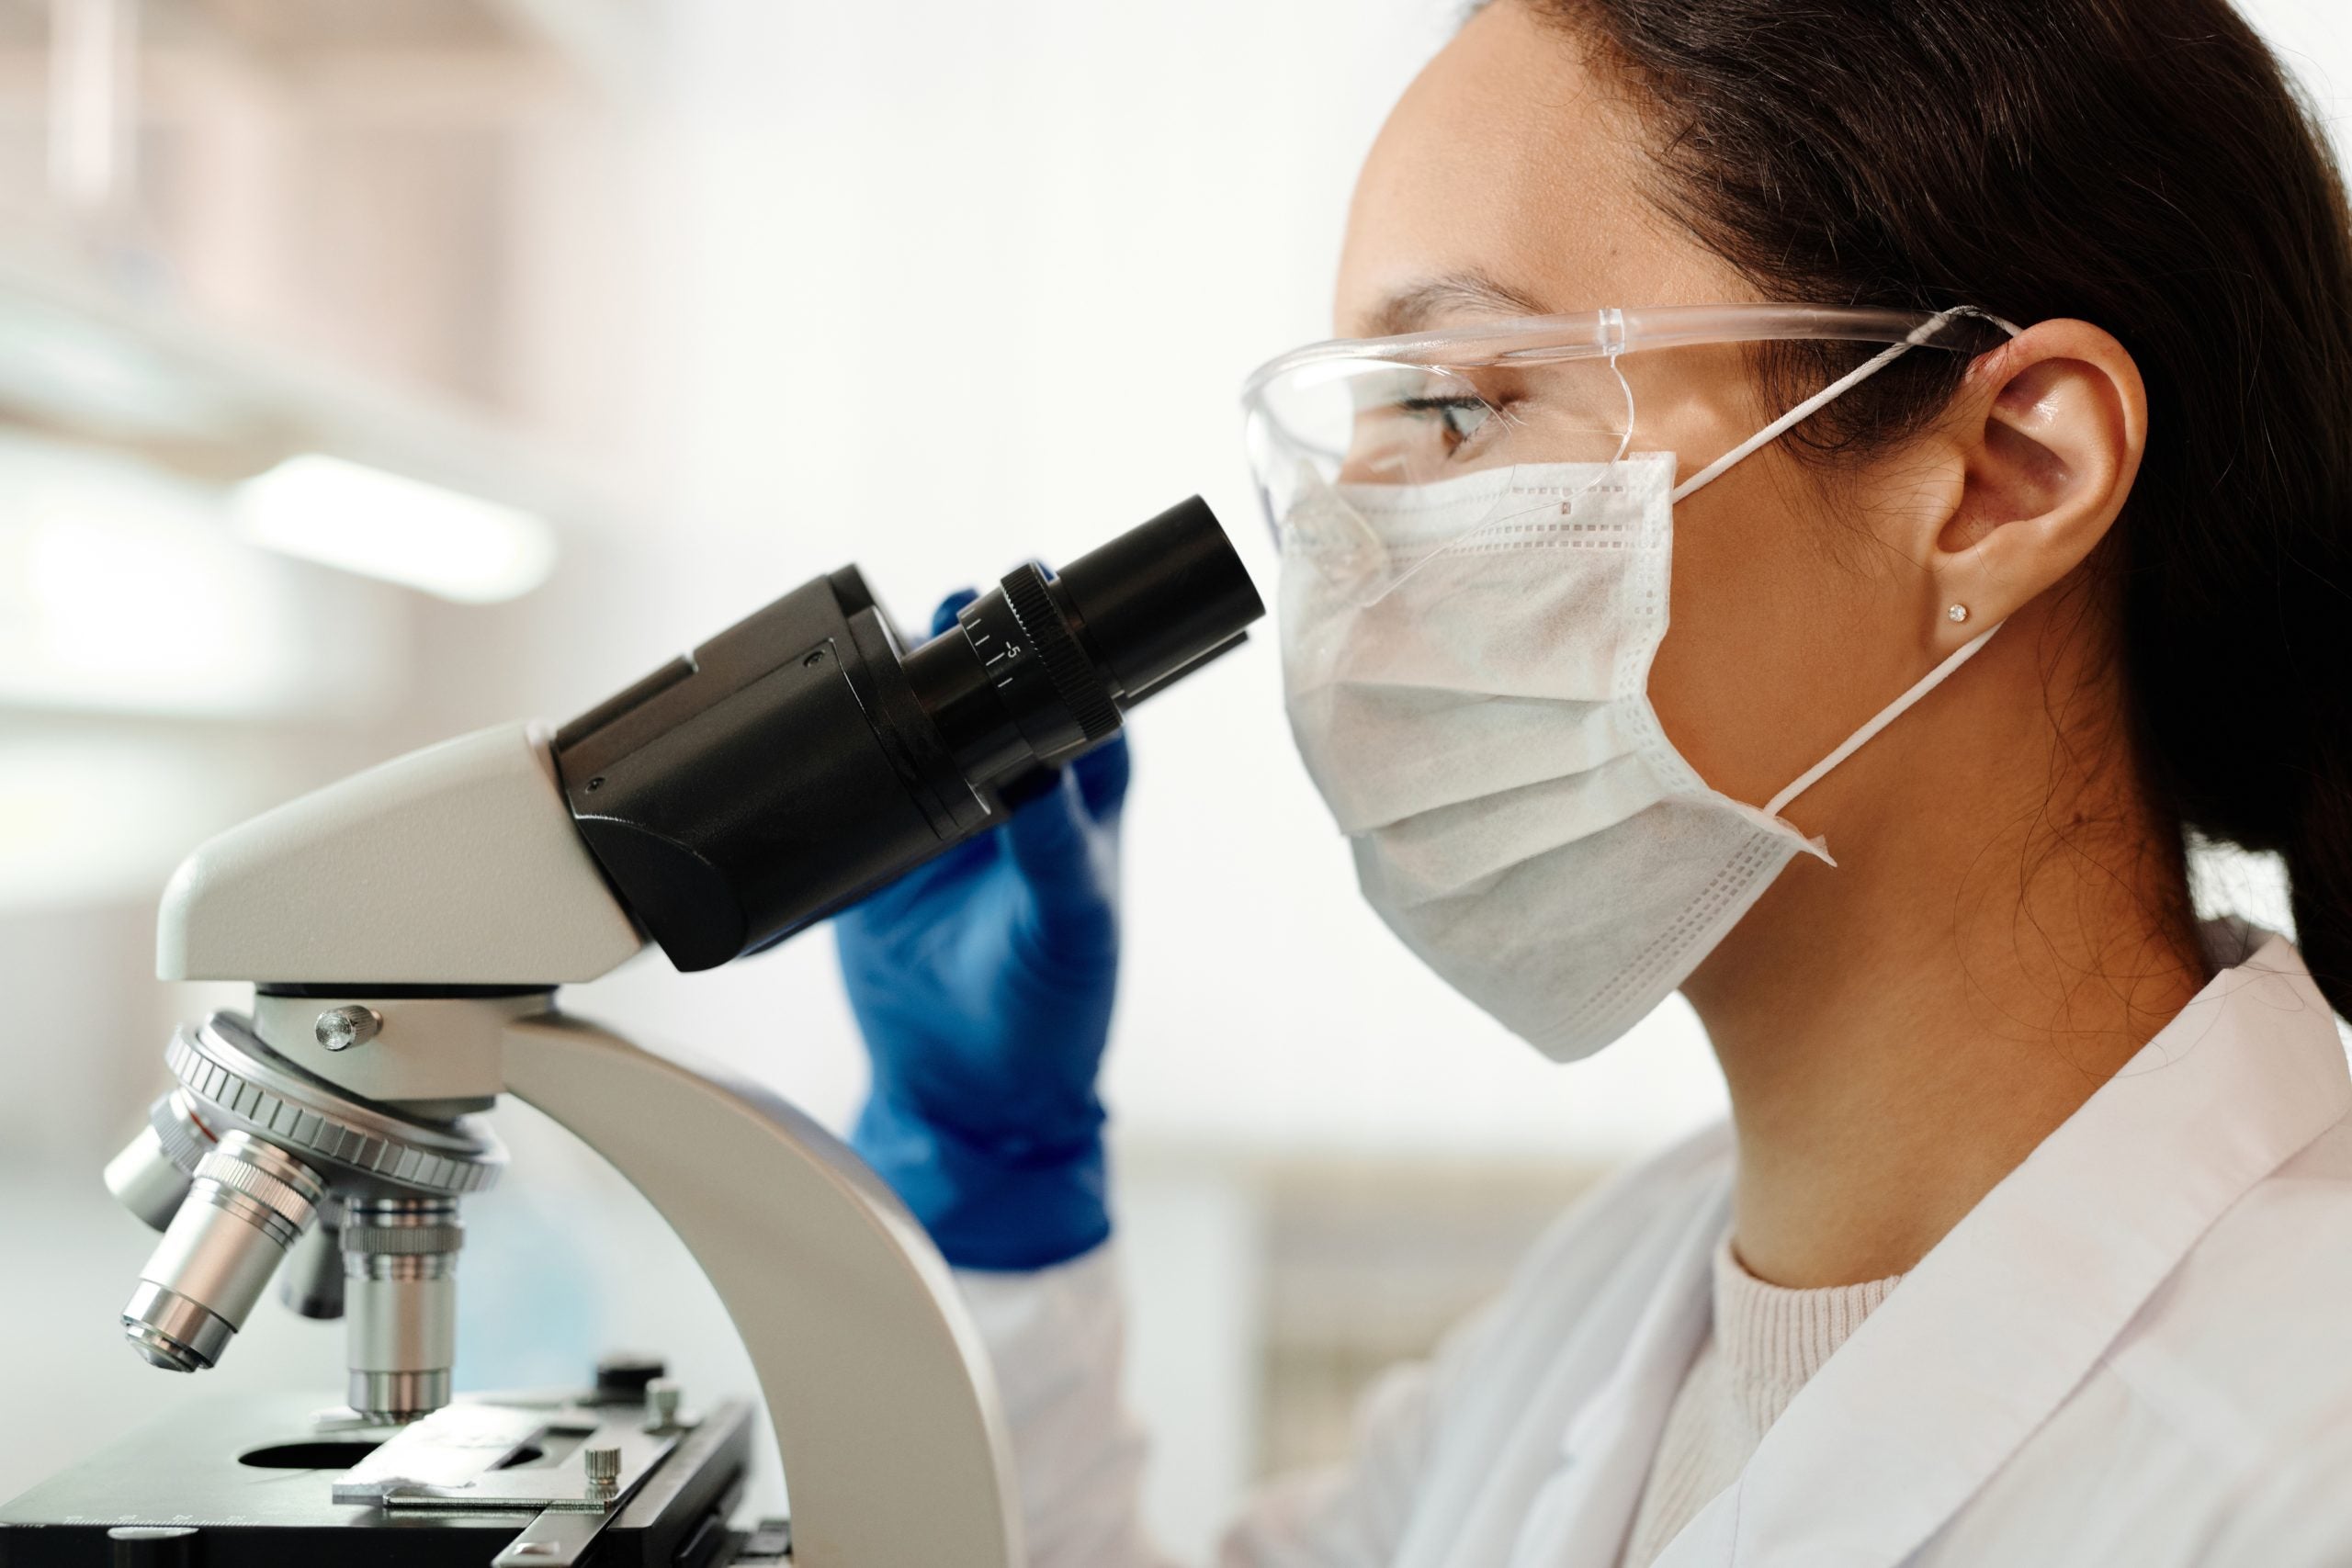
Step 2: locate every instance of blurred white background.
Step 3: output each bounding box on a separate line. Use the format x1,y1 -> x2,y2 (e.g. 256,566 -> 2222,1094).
0,0 -> 2334,1561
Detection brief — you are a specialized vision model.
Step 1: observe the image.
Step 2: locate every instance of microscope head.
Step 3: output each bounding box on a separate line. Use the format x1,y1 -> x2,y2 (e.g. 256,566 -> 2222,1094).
153,494 -> 1261,993
156,722 -> 647,990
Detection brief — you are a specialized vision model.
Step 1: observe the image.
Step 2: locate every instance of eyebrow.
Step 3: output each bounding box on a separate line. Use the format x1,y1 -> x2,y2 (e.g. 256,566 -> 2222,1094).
1357,271 -> 1553,338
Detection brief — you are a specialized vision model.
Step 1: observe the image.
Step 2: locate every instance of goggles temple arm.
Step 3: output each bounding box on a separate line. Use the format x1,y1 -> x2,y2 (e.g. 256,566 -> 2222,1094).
1668,310 -> 1988,505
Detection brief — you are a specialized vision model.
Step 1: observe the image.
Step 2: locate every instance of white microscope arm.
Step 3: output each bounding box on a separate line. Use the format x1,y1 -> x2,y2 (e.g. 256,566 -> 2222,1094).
502,1011 -> 1020,1568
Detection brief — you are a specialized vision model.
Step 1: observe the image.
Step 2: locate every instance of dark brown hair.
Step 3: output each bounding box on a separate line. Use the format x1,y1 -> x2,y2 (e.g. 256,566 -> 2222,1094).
1521,0 -> 2352,1019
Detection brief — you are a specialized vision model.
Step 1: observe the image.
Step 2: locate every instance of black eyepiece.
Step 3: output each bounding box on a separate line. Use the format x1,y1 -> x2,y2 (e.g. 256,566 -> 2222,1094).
1057,496 -> 1264,700
553,497 -> 1264,971
901,497 -> 1265,788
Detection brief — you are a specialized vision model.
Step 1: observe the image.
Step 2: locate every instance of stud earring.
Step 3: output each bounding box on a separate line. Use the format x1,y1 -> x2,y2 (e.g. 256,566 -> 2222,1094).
1947,604 -> 1971,625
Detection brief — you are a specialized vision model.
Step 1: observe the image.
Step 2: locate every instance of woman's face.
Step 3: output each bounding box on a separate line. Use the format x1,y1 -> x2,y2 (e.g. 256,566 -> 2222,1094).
1333,0 -> 1962,821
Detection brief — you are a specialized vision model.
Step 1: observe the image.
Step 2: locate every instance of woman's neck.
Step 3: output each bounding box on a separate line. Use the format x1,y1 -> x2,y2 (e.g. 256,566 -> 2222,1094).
1684,625 -> 2208,1290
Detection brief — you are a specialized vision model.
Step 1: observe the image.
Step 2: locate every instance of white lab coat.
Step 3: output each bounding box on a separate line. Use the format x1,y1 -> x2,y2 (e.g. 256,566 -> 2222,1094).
957,926 -> 2352,1567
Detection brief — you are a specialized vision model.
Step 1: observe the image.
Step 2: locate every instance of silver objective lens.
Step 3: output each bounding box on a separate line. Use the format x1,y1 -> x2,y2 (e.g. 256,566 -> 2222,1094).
278,1196 -> 346,1320
102,1091 -> 215,1232
344,1197 -> 462,1420
121,1131 -> 324,1372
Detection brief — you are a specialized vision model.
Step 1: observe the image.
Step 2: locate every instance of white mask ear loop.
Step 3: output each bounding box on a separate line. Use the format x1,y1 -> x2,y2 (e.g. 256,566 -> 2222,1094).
1763,623 -> 2002,818
1661,305 -> 2025,819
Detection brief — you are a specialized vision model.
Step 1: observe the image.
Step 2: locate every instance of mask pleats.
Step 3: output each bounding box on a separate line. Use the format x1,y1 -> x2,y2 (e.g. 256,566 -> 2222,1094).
1280,454 -> 1812,1062
1287,687 -> 1627,832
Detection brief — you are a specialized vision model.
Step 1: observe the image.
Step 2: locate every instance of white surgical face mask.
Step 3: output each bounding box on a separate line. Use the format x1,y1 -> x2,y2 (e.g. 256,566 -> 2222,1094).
1281,409 -> 1999,1063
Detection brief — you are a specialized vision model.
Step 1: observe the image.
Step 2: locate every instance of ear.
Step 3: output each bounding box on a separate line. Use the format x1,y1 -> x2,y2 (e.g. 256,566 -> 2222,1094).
1913,319 -> 2146,653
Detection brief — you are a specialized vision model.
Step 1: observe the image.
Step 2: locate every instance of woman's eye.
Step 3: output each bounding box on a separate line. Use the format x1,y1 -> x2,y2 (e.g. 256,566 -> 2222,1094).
1398,395 -> 1494,453
1334,372 -> 1510,481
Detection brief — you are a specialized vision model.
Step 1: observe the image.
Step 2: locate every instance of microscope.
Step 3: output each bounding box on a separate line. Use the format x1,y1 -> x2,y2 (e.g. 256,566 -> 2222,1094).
0,499 -> 1263,1568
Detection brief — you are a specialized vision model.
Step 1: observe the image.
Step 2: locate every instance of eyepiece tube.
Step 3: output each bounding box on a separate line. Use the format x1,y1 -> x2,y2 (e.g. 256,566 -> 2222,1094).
1055,496 -> 1265,699
902,496 -> 1266,784
554,495 -> 1264,970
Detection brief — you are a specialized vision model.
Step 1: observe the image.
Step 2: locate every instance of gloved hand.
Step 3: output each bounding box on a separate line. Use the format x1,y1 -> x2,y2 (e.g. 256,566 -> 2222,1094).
837,590 -> 1131,1271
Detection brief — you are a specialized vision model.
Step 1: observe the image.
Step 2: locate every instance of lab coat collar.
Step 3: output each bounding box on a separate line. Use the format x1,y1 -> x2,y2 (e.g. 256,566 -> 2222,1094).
1542,1181 -> 1724,1563
1664,927 -> 2352,1568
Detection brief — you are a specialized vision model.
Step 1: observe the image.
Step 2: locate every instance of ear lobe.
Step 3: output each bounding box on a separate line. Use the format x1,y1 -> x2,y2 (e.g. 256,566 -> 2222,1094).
1928,320 -> 2146,647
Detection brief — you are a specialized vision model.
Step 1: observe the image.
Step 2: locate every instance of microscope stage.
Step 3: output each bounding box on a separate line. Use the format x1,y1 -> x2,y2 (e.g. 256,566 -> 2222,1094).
0,1389 -> 768,1567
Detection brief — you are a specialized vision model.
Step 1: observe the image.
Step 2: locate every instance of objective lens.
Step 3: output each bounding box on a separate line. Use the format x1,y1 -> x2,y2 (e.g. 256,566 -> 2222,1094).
122,1131 -> 324,1372
343,1197 -> 462,1420
103,1091 -> 216,1233
278,1195 -> 346,1320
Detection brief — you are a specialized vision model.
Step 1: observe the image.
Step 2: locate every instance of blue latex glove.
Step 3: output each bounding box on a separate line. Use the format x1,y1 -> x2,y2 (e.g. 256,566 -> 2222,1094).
837,590 -> 1131,1271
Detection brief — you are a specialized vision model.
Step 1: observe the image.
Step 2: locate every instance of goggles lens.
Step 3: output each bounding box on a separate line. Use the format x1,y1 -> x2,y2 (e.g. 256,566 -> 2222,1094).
1243,307 -> 2018,606
1246,354 -> 1635,603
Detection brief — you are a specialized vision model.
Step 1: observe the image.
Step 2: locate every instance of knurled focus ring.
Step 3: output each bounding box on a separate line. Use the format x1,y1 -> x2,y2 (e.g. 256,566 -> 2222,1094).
167,1028 -> 502,1198
1000,564 -> 1121,743
342,1224 -> 464,1256
195,1148 -> 322,1231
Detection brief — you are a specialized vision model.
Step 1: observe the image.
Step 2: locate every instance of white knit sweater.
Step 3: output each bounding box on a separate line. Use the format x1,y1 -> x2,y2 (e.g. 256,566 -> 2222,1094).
1619,1238 -> 1905,1567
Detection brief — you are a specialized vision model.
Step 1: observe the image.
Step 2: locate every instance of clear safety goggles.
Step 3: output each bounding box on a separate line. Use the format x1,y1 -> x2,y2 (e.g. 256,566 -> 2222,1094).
1240,304 -> 2017,603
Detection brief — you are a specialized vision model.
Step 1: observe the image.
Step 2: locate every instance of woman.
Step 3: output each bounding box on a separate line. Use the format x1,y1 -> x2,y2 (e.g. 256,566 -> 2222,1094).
836,0 -> 2352,1562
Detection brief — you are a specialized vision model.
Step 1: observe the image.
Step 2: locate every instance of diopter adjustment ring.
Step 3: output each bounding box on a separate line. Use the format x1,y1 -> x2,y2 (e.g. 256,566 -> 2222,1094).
1000,563 -> 1121,743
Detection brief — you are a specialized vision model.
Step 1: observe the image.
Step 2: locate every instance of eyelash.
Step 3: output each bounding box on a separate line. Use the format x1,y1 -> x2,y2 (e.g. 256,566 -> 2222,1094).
1396,393 -> 1503,453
